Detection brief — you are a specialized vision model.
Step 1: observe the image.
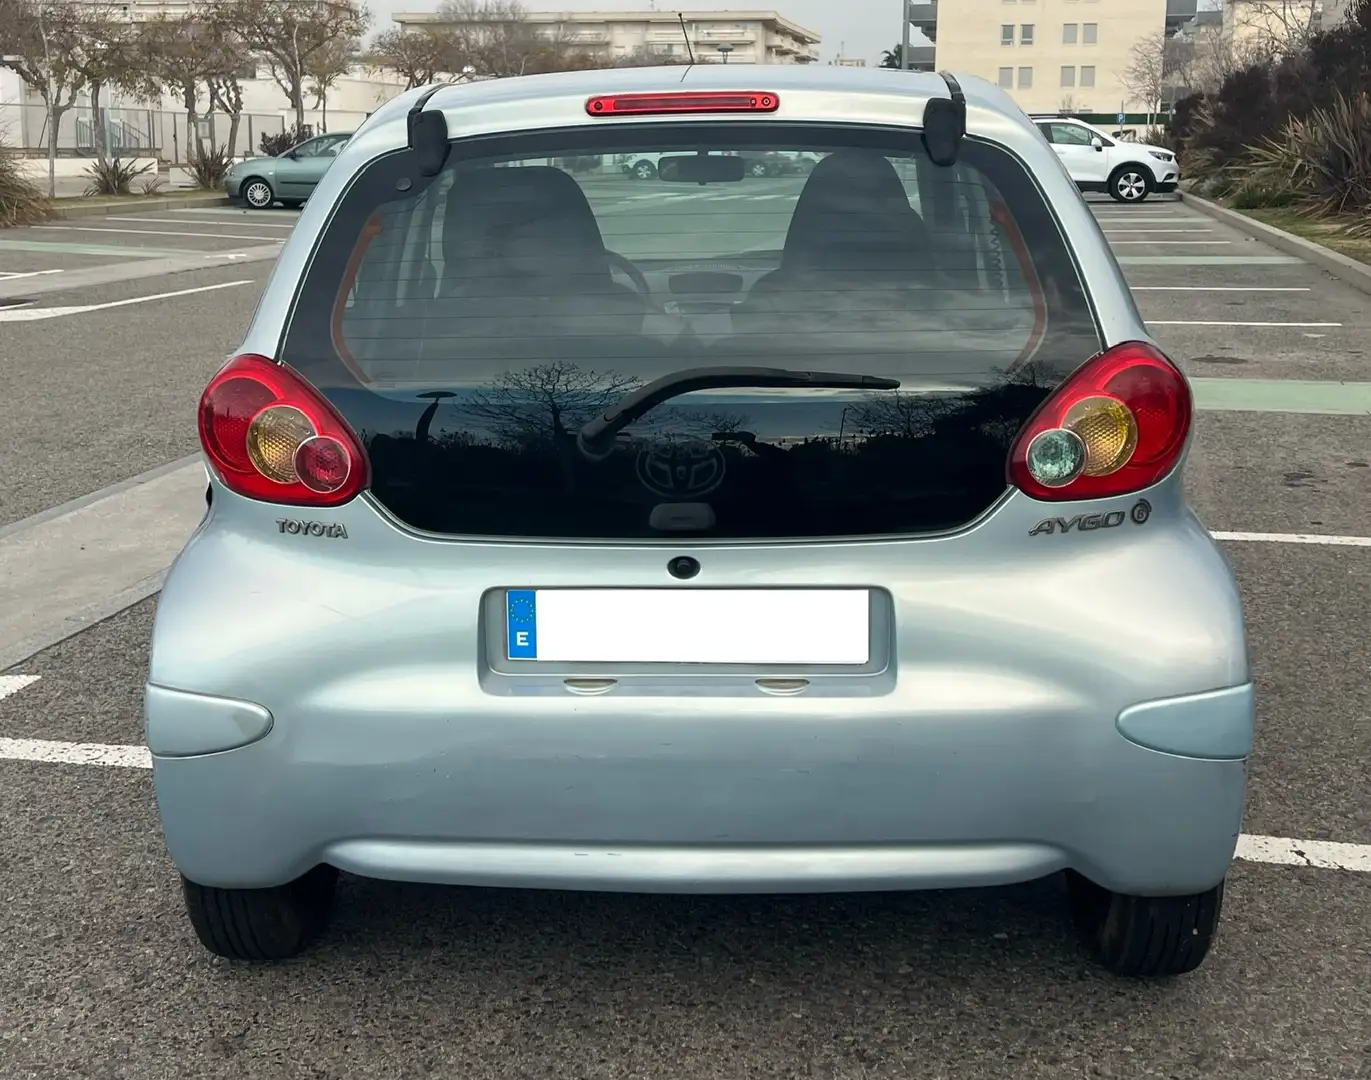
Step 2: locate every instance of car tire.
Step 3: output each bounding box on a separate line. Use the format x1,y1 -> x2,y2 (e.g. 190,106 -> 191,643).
749,161 -> 769,177
1066,871 -> 1224,977
1107,166 -> 1151,203
182,864 -> 339,962
241,177 -> 275,209
632,160 -> 656,181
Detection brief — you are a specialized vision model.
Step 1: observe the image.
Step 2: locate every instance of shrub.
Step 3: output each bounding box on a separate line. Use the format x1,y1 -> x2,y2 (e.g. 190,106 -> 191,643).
187,145 -> 233,189
83,156 -> 154,196
259,124 -> 314,157
1242,91 -> 1371,219
0,138 -> 54,227
140,173 -> 168,195
1168,92 -> 1205,147
1140,125 -> 1169,148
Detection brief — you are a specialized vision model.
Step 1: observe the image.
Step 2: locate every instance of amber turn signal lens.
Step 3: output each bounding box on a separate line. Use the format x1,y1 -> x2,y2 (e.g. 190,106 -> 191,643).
1063,395 -> 1138,477
246,405 -> 316,484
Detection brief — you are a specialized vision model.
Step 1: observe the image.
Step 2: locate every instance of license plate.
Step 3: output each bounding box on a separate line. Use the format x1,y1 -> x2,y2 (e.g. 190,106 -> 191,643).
505,589 -> 870,665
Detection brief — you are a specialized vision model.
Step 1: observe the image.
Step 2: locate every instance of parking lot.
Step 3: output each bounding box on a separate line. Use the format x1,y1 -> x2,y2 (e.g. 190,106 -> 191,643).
2,184 -> 1370,1079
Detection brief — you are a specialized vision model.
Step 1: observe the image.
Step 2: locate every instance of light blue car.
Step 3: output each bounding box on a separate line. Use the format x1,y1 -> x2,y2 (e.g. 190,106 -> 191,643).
150,66 -> 1252,975
224,131 -> 353,209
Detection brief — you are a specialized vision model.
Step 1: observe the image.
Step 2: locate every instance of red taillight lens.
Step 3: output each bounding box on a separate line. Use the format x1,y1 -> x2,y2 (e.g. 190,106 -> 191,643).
1007,342 -> 1191,501
585,91 -> 779,117
198,353 -> 369,507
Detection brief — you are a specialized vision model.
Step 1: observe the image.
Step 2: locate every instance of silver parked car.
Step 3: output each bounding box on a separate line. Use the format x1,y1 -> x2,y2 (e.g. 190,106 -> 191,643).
224,131 -> 353,209
148,64 -> 1252,975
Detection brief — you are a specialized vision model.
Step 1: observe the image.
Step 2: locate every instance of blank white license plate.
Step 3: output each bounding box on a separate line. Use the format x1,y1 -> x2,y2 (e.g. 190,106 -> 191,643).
504,589 -> 870,665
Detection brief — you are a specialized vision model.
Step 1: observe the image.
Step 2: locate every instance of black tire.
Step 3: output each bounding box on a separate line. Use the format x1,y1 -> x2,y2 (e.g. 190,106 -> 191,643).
748,161 -> 769,177
241,176 -> 275,209
632,159 -> 656,181
1107,165 -> 1152,203
182,864 -> 339,962
1067,871 -> 1224,977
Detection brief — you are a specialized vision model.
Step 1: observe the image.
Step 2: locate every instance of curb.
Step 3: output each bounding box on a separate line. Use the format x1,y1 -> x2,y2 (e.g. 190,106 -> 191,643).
51,194 -> 233,220
1179,190 -> 1371,297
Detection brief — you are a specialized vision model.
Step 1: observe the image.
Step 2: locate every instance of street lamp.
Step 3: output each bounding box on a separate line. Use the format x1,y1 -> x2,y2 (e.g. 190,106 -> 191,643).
716,42 -> 732,63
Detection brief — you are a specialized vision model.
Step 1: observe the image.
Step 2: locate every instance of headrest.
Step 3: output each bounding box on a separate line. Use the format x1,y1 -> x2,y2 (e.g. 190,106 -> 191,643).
781,150 -> 929,274
442,165 -> 613,295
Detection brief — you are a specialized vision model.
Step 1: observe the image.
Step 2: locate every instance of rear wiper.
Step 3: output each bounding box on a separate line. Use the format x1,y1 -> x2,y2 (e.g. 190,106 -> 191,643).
576,366 -> 900,460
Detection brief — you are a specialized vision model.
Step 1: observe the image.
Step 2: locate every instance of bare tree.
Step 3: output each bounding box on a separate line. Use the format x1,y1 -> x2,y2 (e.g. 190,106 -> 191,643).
216,0 -> 370,128
1121,32 -> 1194,124
306,36 -> 359,131
463,362 -> 640,448
365,26 -> 458,88
0,0 -> 87,196
613,46 -> 690,67
141,12 -> 218,160
1226,0 -> 1322,56
436,0 -> 597,77
1182,18 -> 1271,94
66,0 -> 146,166
202,22 -> 253,158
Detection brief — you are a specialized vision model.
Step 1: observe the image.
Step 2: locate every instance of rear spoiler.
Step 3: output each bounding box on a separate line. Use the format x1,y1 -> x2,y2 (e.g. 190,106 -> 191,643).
404,76 -> 963,174
923,71 -> 966,168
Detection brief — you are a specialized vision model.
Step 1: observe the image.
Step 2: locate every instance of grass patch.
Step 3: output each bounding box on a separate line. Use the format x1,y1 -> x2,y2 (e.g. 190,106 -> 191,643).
1231,205 -> 1371,266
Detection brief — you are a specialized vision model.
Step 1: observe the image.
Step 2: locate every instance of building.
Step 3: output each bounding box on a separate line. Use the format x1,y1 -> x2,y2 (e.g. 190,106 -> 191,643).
1323,0 -> 1354,24
1223,0 -> 1322,53
391,9 -> 821,66
833,56 -> 868,67
906,0 -> 1202,114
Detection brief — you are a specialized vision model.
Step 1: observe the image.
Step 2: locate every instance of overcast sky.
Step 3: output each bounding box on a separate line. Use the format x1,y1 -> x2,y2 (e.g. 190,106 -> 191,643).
370,0 -> 1225,68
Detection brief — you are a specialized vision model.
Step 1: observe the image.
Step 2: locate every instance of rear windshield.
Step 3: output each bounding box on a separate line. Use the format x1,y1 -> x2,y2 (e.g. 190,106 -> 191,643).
280,121 -> 1102,540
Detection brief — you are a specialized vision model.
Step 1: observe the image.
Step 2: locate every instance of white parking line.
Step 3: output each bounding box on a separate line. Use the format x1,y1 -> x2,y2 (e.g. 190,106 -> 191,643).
1104,229 -> 1215,234
1235,835 -> 1371,872
99,216 -> 294,229
1110,240 -> 1234,246
0,674 -> 40,700
1150,320 -> 1343,327
0,269 -> 63,281
0,279 -> 252,323
1132,286 -> 1311,292
1213,531 -> 1371,547
0,738 -> 151,769
35,225 -> 286,242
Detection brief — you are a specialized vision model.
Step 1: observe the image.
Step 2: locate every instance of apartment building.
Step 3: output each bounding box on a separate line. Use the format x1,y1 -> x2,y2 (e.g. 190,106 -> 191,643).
1224,0 -> 1322,52
907,0 -> 1176,113
392,9 -> 821,66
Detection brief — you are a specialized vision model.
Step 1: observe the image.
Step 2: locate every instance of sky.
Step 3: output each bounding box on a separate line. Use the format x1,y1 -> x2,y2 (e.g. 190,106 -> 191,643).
368,0 -> 1227,69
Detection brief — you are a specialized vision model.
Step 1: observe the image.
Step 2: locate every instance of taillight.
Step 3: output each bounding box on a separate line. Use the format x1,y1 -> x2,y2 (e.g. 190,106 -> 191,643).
1007,341 -> 1191,501
585,91 -> 779,117
198,353 -> 369,507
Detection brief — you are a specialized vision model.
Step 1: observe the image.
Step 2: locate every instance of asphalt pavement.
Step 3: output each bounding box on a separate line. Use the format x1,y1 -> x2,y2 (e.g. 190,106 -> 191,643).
1,178 -> 1370,1080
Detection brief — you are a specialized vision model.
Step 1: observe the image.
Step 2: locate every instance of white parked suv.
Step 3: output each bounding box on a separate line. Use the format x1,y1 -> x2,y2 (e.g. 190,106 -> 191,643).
1029,116 -> 1180,203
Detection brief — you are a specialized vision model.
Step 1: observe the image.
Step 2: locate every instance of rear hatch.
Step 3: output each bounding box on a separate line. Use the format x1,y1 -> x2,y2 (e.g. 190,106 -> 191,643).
276,113 -> 1103,542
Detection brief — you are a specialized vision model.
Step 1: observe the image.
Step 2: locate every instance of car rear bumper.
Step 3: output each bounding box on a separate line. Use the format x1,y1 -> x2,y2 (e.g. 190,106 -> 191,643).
149,682 -> 1250,897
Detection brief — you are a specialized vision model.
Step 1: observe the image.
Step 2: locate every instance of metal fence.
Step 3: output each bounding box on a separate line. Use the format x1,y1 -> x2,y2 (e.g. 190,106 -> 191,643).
0,103 -> 287,163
